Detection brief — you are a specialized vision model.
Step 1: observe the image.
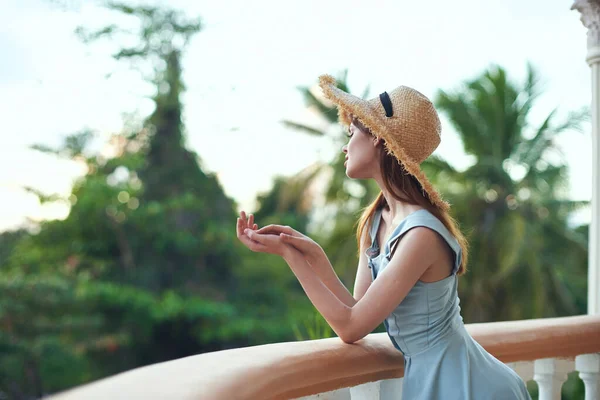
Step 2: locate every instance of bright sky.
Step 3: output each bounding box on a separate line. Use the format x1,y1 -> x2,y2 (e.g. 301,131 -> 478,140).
0,0 -> 593,232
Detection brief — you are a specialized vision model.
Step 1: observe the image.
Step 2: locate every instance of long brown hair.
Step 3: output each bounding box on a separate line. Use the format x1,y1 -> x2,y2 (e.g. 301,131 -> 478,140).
352,118 -> 469,275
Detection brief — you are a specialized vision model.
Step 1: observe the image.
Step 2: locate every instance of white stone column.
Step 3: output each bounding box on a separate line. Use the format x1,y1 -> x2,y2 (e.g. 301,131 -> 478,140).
572,0 -> 600,315
576,354 -> 600,400
533,358 -> 574,400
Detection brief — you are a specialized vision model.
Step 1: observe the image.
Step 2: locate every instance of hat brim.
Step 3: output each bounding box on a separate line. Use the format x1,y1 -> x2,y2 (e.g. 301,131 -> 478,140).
318,74 -> 451,212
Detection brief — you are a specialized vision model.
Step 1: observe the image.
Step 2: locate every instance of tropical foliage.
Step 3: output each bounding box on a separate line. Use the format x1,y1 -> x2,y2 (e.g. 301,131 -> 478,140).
0,3 -> 589,399
431,64 -> 589,322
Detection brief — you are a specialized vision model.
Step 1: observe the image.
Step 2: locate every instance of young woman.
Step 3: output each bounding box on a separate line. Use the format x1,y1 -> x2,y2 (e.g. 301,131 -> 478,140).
236,75 -> 531,399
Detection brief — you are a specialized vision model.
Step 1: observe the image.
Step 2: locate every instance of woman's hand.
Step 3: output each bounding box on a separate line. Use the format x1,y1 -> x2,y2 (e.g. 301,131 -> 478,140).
236,211 -> 299,259
255,224 -> 325,265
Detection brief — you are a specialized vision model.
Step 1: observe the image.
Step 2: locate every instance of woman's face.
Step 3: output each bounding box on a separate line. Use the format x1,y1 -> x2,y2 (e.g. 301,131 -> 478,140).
342,121 -> 381,179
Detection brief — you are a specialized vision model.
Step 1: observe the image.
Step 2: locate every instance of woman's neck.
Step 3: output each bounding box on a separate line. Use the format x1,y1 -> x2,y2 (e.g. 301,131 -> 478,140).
380,190 -> 424,224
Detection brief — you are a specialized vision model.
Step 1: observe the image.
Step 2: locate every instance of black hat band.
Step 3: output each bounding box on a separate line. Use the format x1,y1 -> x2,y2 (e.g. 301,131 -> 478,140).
379,92 -> 394,118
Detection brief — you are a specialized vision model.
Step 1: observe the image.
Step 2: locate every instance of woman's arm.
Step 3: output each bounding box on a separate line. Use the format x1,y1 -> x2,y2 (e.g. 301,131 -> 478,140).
246,227 -> 438,344
307,230 -> 373,307
306,246 -> 360,308
254,223 -> 371,308
281,249 -> 355,340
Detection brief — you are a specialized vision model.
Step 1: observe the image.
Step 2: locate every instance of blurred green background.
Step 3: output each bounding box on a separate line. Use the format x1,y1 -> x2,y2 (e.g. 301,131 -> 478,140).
0,2 -> 591,399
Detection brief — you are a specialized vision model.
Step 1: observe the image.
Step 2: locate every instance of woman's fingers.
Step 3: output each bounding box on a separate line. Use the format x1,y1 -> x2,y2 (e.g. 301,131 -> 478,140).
256,224 -> 297,236
238,212 -> 287,255
280,233 -> 309,250
237,216 -> 263,249
239,211 -> 246,231
247,229 -> 290,251
238,225 -> 269,252
239,211 -> 258,231
236,218 -> 244,238
245,229 -> 266,244
242,236 -> 268,252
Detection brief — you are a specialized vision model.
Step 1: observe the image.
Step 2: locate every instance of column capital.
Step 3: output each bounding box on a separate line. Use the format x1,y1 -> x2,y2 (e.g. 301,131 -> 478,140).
573,0 -> 600,63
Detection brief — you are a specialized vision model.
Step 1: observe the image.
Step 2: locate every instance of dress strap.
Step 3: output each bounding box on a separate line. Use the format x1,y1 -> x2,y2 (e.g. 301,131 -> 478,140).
365,208 -> 383,258
369,208 -> 383,245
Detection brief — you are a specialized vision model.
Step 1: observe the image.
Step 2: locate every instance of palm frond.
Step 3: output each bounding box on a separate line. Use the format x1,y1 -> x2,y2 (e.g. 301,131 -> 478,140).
436,90 -> 490,156
30,144 -> 59,156
533,164 -> 569,191
422,155 -> 459,173
22,186 -> 64,204
552,107 -> 589,134
421,155 -> 466,187
300,88 -> 338,124
282,120 -> 326,137
542,199 -> 590,214
517,109 -> 557,166
541,217 -> 589,251
517,63 -> 541,118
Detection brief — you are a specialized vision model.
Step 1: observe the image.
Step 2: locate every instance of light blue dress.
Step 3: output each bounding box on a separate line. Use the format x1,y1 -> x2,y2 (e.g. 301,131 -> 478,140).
366,208 -> 531,400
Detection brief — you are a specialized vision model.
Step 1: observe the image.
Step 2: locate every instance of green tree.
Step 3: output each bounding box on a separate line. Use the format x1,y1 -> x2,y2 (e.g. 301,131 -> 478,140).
75,3 -> 237,294
0,269 -> 238,399
0,275 -> 100,399
0,3 -> 297,396
429,64 -> 589,322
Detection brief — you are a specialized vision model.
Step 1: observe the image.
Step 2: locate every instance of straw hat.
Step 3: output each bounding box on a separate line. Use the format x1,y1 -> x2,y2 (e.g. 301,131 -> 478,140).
318,74 -> 450,212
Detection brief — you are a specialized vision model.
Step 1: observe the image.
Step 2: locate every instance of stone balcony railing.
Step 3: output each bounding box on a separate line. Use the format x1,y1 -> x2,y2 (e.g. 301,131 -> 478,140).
48,314 -> 600,400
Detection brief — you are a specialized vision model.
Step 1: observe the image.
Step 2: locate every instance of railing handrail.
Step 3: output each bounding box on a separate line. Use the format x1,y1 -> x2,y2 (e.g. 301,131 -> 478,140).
467,314 -> 600,362
48,314 -> 600,400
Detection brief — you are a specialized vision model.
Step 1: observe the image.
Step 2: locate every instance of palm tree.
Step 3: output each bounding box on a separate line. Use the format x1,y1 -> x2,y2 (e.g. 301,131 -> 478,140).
428,64 -> 589,322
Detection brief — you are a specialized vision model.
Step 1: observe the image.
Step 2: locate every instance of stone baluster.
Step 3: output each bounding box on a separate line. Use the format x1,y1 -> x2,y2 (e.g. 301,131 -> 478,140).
576,353 -> 600,400
533,358 -> 575,400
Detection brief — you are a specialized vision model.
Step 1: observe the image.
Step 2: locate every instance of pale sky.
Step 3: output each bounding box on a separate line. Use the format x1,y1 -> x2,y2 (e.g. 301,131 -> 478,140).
0,0 -> 593,232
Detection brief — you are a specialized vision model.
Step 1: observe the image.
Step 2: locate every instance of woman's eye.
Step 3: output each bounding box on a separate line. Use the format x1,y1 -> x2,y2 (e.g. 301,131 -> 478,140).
347,129 -> 353,138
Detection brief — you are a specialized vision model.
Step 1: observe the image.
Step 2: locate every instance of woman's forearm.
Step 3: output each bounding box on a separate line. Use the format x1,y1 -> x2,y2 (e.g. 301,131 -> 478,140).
308,249 -> 357,308
284,251 -> 353,341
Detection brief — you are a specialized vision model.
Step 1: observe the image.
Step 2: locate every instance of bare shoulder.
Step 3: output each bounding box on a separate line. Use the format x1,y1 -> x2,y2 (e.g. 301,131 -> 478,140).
401,226 -> 455,281
398,226 -> 449,259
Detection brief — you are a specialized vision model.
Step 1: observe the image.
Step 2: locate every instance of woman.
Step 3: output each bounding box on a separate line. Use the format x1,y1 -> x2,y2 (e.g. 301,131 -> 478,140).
236,75 -> 531,399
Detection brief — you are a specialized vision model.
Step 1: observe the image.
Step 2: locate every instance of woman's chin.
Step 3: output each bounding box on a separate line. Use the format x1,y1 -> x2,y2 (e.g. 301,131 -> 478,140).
346,166 -> 370,180
345,167 -> 358,179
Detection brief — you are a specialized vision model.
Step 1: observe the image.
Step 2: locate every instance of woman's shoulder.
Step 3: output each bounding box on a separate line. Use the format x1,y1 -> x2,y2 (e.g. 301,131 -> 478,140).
385,208 -> 458,255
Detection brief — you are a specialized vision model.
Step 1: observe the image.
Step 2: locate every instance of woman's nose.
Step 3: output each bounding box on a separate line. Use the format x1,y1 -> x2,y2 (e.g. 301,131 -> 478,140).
342,145 -> 348,154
